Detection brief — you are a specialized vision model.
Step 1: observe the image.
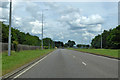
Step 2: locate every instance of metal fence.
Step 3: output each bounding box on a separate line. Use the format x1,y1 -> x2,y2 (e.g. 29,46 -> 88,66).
0,42 -> 40,52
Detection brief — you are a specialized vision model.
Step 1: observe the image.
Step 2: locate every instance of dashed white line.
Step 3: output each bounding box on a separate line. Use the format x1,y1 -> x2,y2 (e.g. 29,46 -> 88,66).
82,62 -> 87,66
68,54 -> 87,66
73,56 -> 76,58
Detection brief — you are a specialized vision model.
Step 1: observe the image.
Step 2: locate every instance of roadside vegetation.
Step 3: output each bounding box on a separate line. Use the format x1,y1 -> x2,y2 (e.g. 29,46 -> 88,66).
2,49 -> 54,75
1,20 -> 120,76
72,25 -> 120,59
1,21 -> 63,48
68,48 -> 119,58
91,25 -> 120,49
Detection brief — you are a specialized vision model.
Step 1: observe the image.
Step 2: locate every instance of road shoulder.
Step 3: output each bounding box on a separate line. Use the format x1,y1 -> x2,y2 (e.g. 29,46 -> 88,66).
2,50 -> 55,80
67,49 -> 119,60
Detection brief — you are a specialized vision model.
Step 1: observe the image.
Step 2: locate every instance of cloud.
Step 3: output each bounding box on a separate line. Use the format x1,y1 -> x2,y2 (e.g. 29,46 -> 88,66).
60,6 -> 81,15
84,37 -> 88,40
0,1 -> 9,23
0,1 -> 9,8
25,2 -> 42,21
80,14 -> 104,25
0,2 -> 117,44
82,31 -> 95,37
118,2 -> 120,25
87,24 -> 102,33
59,13 -> 103,32
29,20 -> 43,34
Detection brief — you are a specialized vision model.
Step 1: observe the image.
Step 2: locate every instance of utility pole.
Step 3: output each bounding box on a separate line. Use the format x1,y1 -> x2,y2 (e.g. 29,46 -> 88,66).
89,34 -> 91,49
41,9 -> 48,50
101,28 -> 102,49
41,11 -> 43,50
8,0 -> 12,56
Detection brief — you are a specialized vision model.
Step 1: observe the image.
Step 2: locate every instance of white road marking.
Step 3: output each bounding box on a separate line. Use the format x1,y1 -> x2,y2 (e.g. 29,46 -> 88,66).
12,53 -> 52,79
73,56 -> 76,58
82,62 -> 87,66
68,53 -> 87,66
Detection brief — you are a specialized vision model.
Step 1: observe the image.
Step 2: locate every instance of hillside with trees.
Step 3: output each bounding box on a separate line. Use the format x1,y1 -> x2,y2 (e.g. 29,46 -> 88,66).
91,25 -> 120,49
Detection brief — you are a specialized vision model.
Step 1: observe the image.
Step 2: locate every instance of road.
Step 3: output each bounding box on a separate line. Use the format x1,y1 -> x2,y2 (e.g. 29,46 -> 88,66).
14,49 -> 118,78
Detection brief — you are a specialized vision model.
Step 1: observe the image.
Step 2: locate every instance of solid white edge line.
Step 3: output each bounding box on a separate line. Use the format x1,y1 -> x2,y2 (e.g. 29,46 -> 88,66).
82,62 -> 87,66
12,53 -> 52,79
88,53 -> 118,61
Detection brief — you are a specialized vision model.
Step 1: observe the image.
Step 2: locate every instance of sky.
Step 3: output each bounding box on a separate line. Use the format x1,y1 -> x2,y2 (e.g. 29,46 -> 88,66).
0,0 -> 118,45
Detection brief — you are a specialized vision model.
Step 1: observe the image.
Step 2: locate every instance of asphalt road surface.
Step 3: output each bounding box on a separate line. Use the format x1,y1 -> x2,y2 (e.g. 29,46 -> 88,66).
16,49 -> 118,78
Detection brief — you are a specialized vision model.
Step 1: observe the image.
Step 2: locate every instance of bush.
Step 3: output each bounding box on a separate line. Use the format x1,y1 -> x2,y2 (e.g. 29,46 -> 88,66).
44,46 -> 49,49
13,41 -> 18,51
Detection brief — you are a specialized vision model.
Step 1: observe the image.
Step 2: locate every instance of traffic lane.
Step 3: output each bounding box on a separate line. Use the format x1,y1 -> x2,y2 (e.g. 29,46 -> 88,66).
18,49 -> 86,78
17,49 -> 118,78
62,49 -> 118,78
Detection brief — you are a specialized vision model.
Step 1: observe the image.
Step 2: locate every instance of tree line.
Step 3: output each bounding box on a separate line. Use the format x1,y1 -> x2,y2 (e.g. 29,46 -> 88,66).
1,21 -> 41,46
91,25 -> 120,49
1,21 -> 76,48
3,21 -> 119,49
77,44 -> 90,48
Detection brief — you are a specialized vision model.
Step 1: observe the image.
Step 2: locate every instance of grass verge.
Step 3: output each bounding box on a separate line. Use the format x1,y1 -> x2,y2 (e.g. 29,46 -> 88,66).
68,48 -> 119,58
2,49 -> 54,76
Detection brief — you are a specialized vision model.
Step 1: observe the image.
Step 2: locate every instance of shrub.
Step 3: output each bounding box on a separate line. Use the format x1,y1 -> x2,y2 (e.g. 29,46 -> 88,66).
13,41 -> 18,51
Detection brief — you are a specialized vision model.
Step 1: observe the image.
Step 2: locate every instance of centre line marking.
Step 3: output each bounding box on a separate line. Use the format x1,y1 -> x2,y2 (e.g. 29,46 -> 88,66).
82,62 -> 87,66
73,56 -> 76,58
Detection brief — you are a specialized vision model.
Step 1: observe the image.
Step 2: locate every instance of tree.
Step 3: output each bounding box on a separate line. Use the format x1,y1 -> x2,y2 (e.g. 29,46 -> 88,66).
55,41 -> 64,48
1,21 -> 41,46
91,25 -> 120,49
2,22 -> 9,43
77,44 -> 90,48
66,40 -> 76,47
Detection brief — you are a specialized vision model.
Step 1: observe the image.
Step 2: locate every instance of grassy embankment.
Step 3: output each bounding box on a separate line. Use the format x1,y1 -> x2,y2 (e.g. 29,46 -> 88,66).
68,48 -> 119,58
2,49 -> 54,76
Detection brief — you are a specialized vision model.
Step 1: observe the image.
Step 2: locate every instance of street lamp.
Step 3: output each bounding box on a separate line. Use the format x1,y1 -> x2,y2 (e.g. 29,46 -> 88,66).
101,28 -> 102,49
8,0 -> 12,56
41,9 -> 48,50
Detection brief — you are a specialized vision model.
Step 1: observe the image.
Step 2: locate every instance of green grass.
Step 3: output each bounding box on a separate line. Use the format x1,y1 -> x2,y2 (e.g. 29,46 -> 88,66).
68,48 -> 119,58
2,49 -> 54,75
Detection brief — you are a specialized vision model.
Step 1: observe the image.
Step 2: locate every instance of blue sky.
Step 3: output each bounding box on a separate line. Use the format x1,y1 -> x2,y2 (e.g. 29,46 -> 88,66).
0,1 -> 118,44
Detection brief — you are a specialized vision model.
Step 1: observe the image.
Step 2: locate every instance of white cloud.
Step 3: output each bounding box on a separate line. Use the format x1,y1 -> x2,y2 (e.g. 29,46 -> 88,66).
84,37 -> 88,40
0,2 -> 9,23
80,14 -> 104,25
88,24 -> 102,32
1,1 -> 116,44
0,1 -> 9,8
82,31 -> 95,37
29,20 -> 43,34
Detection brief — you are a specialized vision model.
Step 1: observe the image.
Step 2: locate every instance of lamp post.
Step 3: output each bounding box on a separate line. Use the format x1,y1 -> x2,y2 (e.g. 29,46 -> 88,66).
101,28 -> 102,49
8,0 -> 12,56
41,9 -> 48,50
41,11 -> 43,50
